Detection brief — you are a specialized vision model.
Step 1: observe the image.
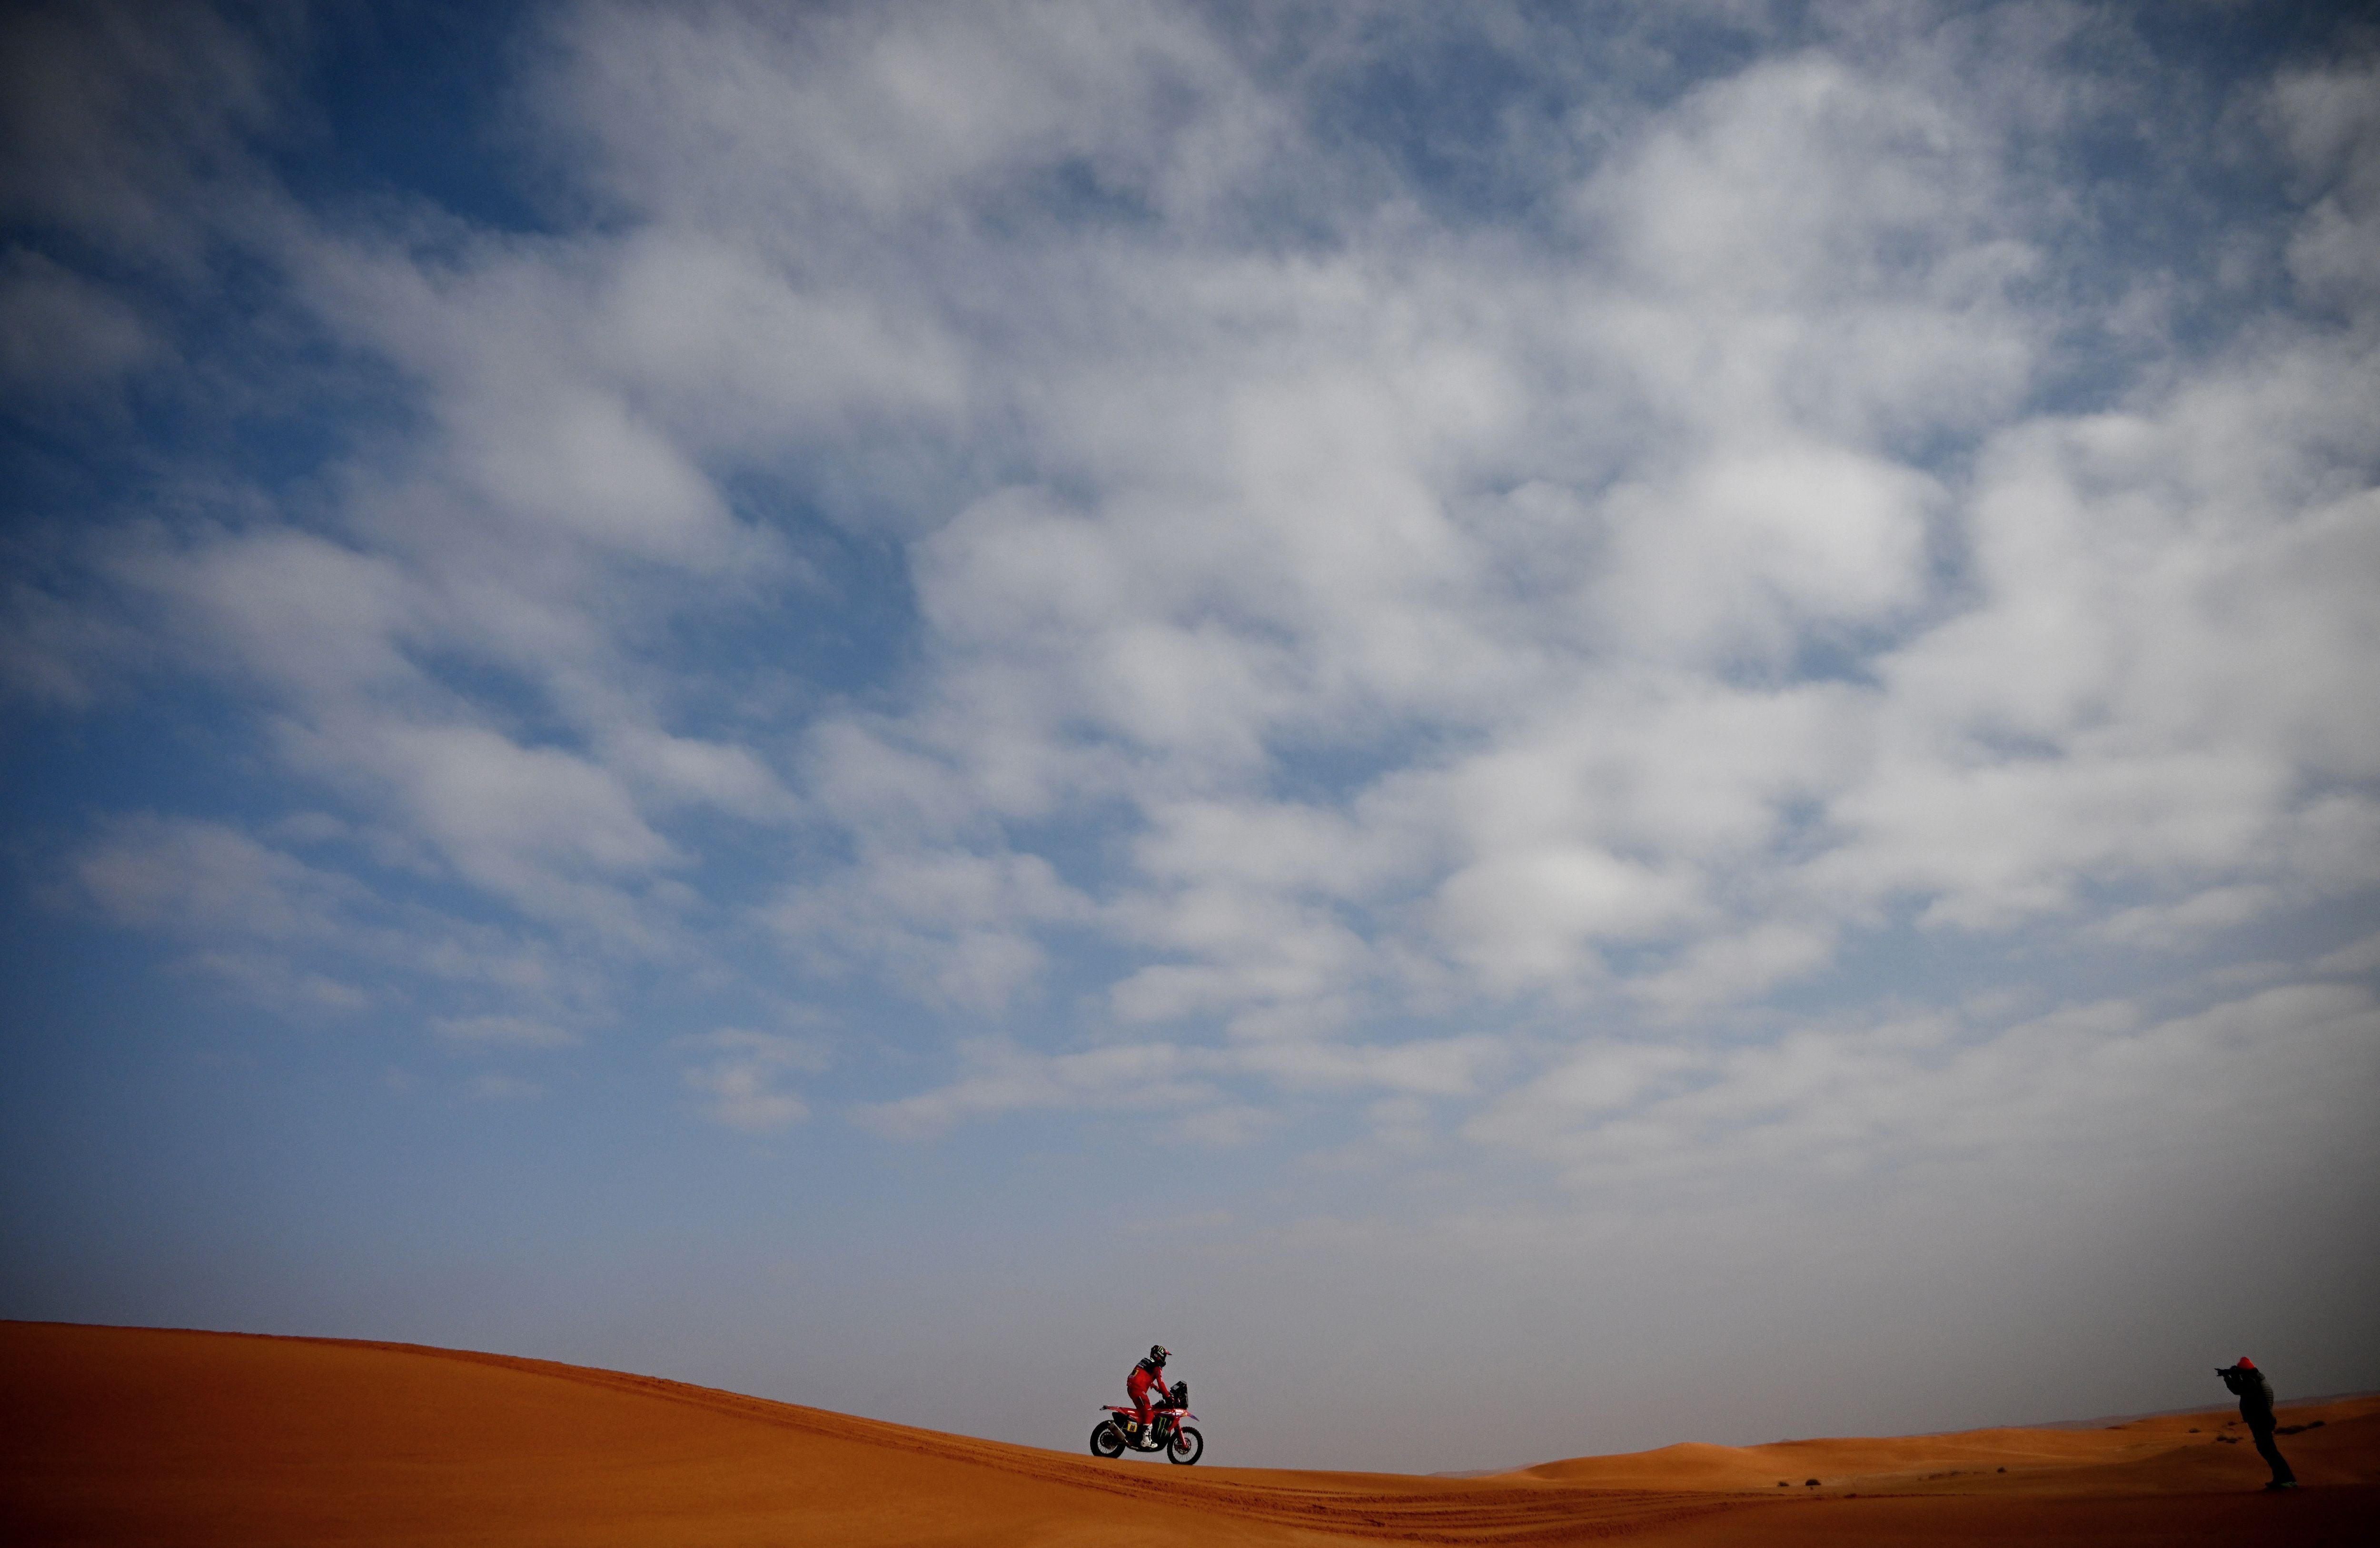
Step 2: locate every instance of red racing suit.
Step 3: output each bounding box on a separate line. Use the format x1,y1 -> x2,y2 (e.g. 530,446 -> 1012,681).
1125,1358 -> 1172,1429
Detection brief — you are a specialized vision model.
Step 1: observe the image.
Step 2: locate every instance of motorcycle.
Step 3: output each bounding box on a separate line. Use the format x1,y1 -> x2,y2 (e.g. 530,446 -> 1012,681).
1089,1380 -> 1203,1465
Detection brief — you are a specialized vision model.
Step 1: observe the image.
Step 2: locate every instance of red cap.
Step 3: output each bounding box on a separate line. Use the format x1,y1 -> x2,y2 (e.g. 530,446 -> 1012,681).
2236,1357 -> 2256,1370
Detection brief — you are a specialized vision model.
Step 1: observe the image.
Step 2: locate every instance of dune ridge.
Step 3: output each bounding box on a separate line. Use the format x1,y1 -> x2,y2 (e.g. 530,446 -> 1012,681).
5,1322 -> 2375,1545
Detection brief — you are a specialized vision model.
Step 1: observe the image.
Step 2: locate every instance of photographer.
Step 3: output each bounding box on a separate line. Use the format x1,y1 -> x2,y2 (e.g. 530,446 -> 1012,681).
2217,1358 -> 2296,1491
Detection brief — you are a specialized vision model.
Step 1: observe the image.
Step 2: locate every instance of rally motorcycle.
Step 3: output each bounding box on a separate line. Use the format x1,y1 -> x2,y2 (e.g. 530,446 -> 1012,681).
1089,1381 -> 1202,1465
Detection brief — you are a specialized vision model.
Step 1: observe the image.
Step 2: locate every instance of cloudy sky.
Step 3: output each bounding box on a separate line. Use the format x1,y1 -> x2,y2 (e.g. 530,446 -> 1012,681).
4,0 -> 2376,1471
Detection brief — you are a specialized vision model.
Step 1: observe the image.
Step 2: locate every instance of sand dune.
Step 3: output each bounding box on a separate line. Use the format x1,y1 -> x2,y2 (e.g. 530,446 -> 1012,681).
5,1322 -> 2374,1545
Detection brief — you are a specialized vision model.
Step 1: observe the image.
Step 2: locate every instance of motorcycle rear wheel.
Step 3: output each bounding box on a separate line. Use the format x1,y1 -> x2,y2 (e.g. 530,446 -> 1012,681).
1089,1420 -> 1126,1459
1167,1425 -> 1203,1465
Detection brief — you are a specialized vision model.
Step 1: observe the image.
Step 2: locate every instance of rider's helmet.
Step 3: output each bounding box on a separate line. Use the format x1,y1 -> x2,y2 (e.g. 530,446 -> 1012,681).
1149,1344 -> 1170,1366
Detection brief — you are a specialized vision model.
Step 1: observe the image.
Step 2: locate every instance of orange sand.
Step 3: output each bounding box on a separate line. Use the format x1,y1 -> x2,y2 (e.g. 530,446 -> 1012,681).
4,1321 -> 2374,1545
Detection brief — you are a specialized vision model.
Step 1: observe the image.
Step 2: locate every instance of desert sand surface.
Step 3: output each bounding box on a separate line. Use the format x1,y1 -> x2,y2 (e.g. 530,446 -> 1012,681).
4,1322 -> 2374,1546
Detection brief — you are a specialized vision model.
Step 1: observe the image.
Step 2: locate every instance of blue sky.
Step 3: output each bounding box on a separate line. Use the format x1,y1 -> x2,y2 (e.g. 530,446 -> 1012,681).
3,0 -> 2377,1472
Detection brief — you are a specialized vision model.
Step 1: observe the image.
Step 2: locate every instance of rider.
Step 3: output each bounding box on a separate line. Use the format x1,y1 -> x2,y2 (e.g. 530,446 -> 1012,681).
1124,1344 -> 1175,1449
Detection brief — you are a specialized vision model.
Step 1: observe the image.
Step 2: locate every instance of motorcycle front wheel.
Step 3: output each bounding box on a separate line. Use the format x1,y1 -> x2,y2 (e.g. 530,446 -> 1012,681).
1089,1420 -> 1126,1459
1167,1425 -> 1203,1465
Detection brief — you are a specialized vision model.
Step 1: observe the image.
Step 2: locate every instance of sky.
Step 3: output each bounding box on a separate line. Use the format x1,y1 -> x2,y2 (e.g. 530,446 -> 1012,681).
2,0 -> 2376,1474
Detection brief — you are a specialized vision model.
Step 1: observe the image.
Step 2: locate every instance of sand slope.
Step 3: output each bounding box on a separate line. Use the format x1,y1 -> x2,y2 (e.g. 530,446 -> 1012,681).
5,1322 -> 2374,1546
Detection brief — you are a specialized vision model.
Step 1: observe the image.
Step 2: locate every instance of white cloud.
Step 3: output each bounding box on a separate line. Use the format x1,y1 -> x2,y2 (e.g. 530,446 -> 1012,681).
464,1072 -> 545,1103
2312,929 -> 2380,977
119,529 -> 426,704
2095,885 -> 2278,950
431,1014 -> 580,1050
179,950 -> 372,1015
1468,981 -> 2380,1195
2272,57 -> 2380,313
1236,1034 -> 1504,1099
71,814 -> 367,944
1608,449 -> 1934,661
765,845 -> 1094,1012
676,1028 -> 826,1132
1106,885 -> 1372,1025
0,247 -> 159,399
857,1027 -> 1504,1143
596,229 -> 967,443
541,0 -> 1273,231
371,721 -> 676,880
54,811 -> 625,1028
9,1 -> 2376,1176
1434,847 -> 1703,994
853,1037 -> 1220,1140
